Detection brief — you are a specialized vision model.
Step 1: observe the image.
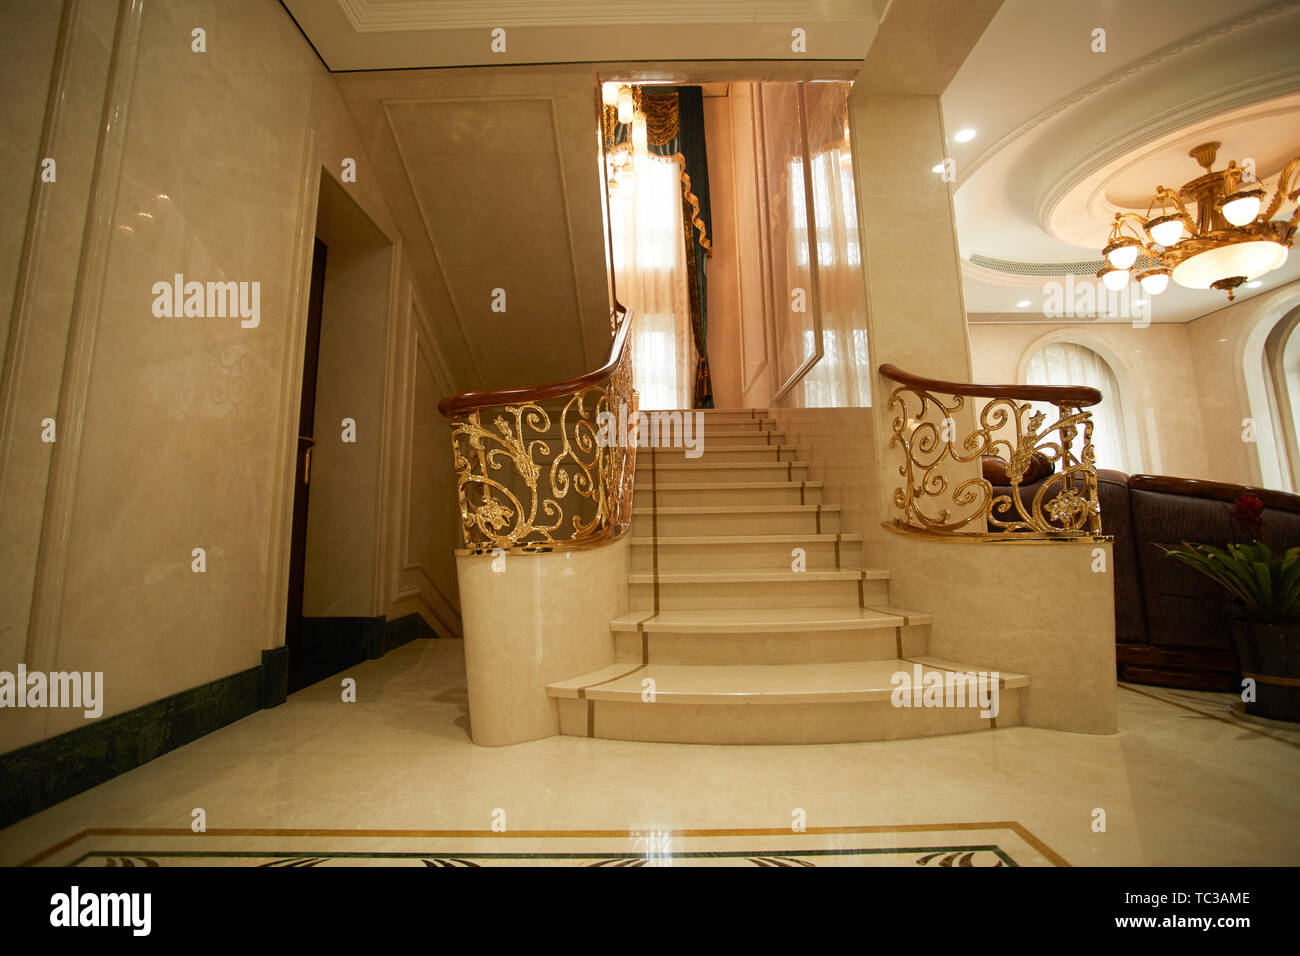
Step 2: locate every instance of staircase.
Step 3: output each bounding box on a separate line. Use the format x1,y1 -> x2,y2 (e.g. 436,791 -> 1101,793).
546,408 -> 1027,744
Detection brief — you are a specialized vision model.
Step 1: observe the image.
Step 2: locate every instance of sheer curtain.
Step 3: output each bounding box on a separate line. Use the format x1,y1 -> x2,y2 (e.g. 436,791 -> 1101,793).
607,146 -> 695,411
1024,342 -> 1128,472
801,145 -> 870,408
760,81 -> 869,409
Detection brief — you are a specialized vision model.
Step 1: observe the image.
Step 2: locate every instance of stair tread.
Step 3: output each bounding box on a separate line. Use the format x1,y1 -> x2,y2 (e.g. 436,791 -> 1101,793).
643,443 -> 799,451
650,481 -> 823,490
640,460 -> 810,470
684,430 -> 785,438
630,532 -> 862,545
609,606 -> 909,632
548,658 -> 1028,703
633,503 -> 839,515
628,567 -> 889,584
659,408 -> 769,414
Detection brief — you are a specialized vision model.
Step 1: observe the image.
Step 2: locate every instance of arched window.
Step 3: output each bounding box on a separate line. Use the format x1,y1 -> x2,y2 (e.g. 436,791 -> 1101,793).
1263,305 -> 1300,491
1024,342 -> 1129,473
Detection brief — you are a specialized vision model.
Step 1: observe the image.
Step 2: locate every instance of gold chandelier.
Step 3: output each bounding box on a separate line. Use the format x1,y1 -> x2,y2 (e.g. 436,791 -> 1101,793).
601,83 -> 647,189
1099,141 -> 1299,300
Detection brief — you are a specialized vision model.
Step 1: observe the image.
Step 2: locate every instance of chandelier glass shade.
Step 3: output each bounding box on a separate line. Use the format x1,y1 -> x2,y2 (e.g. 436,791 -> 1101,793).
1098,141 -> 1299,300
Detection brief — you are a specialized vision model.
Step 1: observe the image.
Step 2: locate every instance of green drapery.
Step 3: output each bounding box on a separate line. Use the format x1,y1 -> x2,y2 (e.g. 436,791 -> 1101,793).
605,87 -> 714,408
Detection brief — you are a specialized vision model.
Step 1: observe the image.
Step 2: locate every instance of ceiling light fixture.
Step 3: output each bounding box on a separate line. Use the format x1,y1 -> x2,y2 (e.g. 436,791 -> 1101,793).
954,128 -> 976,143
1099,142 -> 1299,300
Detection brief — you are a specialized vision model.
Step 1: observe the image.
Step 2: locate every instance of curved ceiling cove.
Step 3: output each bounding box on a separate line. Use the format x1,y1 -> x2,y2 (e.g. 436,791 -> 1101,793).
946,0 -> 1300,323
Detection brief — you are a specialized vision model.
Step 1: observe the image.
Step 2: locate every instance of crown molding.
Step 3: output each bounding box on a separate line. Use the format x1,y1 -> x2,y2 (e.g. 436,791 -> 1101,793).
338,0 -> 880,32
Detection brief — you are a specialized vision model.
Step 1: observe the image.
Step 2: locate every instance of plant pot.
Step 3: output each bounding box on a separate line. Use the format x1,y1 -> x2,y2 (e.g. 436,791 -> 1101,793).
1231,618 -> 1300,723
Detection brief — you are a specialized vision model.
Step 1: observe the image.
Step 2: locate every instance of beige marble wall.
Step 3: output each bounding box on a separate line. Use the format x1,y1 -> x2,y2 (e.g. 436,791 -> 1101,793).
0,0 -> 130,753
882,534 -> 1117,735
455,538 -> 629,746
1185,279 -> 1300,490
969,323 -> 1212,480
849,92 -> 981,528
1,0 -> 460,755
0,0 -> 64,358
769,405 -> 1117,735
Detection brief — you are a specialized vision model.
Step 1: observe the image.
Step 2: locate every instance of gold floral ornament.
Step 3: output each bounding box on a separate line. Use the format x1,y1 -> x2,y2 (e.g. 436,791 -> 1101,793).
444,310 -> 639,552
880,364 -> 1103,537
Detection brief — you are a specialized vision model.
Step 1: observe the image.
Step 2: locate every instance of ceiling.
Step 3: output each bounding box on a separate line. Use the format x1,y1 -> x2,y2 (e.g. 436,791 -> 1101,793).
281,0 -> 886,70
285,0 -> 1300,333
944,0 -> 1300,324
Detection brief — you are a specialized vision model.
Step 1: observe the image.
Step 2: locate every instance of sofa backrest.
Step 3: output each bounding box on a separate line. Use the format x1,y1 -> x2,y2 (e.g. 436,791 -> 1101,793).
1127,475 -> 1300,649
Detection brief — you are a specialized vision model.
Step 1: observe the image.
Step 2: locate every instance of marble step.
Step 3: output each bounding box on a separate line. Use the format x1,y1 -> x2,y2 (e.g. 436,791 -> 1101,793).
656,408 -> 770,421
631,503 -> 840,536
548,658 -> 1028,744
610,604 -> 929,664
679,429 -> 787,448
636,459 -> 811,483
642,480 -> 823,507
635,443 -> 803,464
629,567 -> 889,610
630,531 -> 864,572
608,604 -> 929,633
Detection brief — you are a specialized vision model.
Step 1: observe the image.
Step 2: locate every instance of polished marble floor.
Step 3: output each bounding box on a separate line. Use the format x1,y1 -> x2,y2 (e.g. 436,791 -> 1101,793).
2,638 -> 1297,867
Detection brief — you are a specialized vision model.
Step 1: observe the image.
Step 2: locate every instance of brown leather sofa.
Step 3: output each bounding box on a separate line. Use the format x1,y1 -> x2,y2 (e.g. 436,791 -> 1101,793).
991,467 -> 1300,690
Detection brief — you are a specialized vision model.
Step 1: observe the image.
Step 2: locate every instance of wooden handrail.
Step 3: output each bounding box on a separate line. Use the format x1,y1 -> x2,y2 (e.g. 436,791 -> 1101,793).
879,363 -> 1102,406
438,304 -> 632,418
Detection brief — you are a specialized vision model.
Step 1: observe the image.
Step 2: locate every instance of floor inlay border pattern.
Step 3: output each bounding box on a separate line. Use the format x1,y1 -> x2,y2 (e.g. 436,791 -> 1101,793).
24,822 -> 1068,868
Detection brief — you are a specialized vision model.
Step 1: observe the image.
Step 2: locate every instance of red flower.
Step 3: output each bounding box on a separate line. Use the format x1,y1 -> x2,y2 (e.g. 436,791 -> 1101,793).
1229,493 -> 1265,542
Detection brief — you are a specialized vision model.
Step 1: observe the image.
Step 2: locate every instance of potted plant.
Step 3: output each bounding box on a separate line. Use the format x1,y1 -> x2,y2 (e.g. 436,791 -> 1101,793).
1161,493 -> 1300,722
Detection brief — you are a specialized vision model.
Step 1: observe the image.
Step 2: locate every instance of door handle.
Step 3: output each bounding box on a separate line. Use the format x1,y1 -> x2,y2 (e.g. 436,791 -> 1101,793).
298,435 -> 315,486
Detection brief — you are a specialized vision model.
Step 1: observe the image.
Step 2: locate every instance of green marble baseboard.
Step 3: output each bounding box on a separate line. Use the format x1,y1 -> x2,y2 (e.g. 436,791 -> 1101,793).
0,613 -> 437,829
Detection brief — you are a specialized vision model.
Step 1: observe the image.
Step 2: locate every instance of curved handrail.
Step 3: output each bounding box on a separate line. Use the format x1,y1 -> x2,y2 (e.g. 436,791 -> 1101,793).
878,363 -> 1102,407
439,304 -> 632,418
439,304 -> 638,554
879,361 -> 1102,536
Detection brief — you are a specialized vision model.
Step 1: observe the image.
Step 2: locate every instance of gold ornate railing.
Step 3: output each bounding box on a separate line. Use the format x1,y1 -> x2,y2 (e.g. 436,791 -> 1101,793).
879,364 -> 1103,536
437,305 -> 638,553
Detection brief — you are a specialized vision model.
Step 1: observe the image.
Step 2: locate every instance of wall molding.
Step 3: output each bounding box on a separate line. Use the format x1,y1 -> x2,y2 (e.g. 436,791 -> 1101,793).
25,0 -> 144,672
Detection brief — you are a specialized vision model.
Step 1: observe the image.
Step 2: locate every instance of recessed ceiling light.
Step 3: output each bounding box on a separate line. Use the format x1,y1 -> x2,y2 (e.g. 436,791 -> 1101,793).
953,128 -> 976,143
1246,281 -> 1263,288
931,163 -> 945,173
1016,300 -> 1031,308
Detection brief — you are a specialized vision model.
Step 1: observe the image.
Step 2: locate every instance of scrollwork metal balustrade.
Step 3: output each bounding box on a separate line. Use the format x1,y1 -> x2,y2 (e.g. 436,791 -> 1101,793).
879,364 -> 1103,536
437,306 -> 638,552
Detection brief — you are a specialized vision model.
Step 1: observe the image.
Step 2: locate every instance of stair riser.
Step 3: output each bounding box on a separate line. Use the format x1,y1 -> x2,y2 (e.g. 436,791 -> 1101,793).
614,628 -> 926,665
637,447 -> 796,464
631,540 -> 862,571
633,510 -> 838,536
661,411 -> 770,424
629,578 -> 887,610
556,691 -> 1022,744
682,433 -> 786,448
642,485 -> 823,507
638,463 -> 810,483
